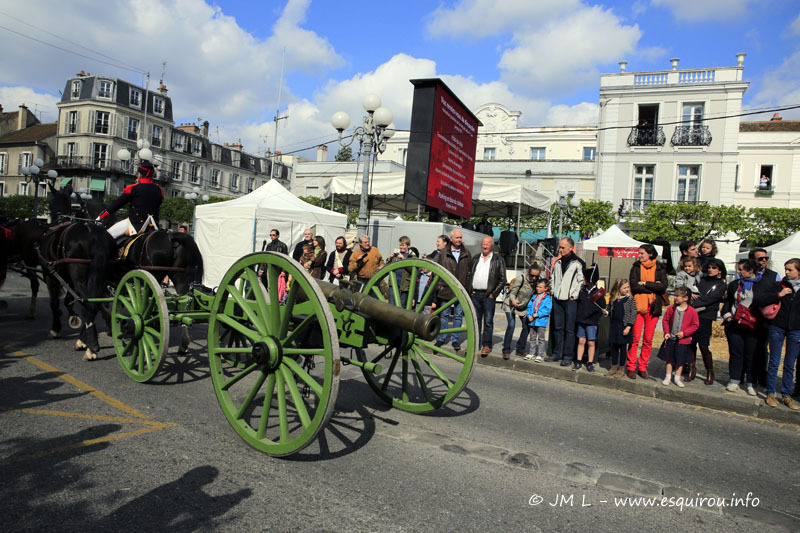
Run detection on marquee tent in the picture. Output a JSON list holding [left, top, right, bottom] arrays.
[[320, 173, 552, 218], [582, 224, 648, 258], [765, 230, 800, 267], [195, 180, 347, 286]]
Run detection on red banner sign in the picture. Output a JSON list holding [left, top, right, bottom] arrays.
[[598, 247, 640, 258]]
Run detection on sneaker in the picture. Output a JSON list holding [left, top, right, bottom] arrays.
[[572, 360, 582, 371], [585, 362, 595, 373], [452, 342, 461, 352], [783, 396, 800, 410], [746, 385, 757, 396], [560, 359, 571, 367], [765, 394, 778, 407], [524, 354, 535, 361], [435, 340, 445, 348], [533, 355, 544, 363], [726, 382, 739, 393], [661, 376, 671, 386], [675, 376, 685, 388], [545, 355, 561, 363]]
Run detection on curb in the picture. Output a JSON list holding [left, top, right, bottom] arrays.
[[477, 355, 800, 427]]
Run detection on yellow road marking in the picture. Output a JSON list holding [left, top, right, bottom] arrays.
[[2, 345, 179, 465]]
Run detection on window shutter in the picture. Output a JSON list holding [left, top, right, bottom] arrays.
[[123, 116, 129, 138], [76, 110, 81, 133], [110, 113, 117, 137], [88, 110, 95, 133], [60, 112, 66, 135], [18, 153, 23, 174]]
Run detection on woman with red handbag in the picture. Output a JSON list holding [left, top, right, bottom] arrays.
[[765, 258, 800, 410], [721, 259, 774, 395]]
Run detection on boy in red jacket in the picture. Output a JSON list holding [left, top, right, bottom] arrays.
[[660, 286, 699, 387]]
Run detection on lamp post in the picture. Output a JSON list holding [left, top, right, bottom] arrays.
[[556, 189, 579, 243], [117, 138, 154, 175], [21, 157, 58, 219], [331, 94, 395, 236], [185, 185, 209, 237]]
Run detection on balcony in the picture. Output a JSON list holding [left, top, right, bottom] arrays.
[[619, 198, 708, 216], [55, 156, 133, 175], [627, 126, 665, 147], [671, 125, 712, 147]]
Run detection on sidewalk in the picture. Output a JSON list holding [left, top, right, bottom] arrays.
[[478, 352, 800, 426]]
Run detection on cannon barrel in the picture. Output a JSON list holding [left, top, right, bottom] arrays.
[[317, 280, 440, 341]]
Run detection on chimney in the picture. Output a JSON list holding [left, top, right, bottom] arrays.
[[316, 144, 328, 161], [225, 141, 244, 151], [201, 120, 209, 137], [17, 104, 31, 130], [771, 113, 782, 121], [177, 122, 200, 134], [157, 83, 168, 95], [670, 58, 680, 70], [618, 61, 627, 73]]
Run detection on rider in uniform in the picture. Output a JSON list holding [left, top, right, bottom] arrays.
[[96, 161, 163, 239]]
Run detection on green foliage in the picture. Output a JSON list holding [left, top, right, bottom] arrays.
[[740, 208, 800, 246], [0, 194, 48, 219], [565, 200, 616, 238], [334, 146, 353, 162], [635, 203, 746, 243], [160, 197, 196, 225]]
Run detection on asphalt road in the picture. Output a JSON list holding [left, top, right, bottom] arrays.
[[1, 274, 798, 532]]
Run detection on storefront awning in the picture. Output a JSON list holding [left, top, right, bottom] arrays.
[[89, 178, 106, 192], [58, 177, 72, 187]]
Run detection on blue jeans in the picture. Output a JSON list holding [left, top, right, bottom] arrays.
[[551, 299, 577, 362], [437, 300, 464, 344], [503, 311, 531, 353], [471, 290, 496, 348], [767, 325, 800, 396]]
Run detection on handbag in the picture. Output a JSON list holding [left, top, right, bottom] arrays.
[[760, 302, 781, 320], [733, 284, 758, 331]]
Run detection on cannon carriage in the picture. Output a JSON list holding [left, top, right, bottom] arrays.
[[110, 251, 478, 456]]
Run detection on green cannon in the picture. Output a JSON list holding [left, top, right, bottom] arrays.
[[109, 252, 478, 456]]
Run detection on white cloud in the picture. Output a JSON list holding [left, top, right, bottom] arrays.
[[499, 6, 641, 95], [792, 13, 800, 35], [545, 102, 599, 125], [750, 50, 800, 120], [651, 0, 754, 21], [0, 86, 61, 123]]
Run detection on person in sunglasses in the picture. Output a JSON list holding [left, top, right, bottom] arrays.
[[748, 248, 781, 388], [264, 229, 288, 255]]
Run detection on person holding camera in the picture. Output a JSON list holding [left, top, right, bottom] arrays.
[[386, 236, 416, 307], [501, 264, 541, 358], [348, 234, 384, 285]]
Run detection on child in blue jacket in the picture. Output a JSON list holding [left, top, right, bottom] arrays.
[[525, 279, 552, 362]]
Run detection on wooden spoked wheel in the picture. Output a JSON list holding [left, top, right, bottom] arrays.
[[111, 269, 170, 383], [208, 252, 340, 456], [358, 258, 477, 413]]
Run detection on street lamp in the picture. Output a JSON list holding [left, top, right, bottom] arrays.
[[21, 157, 58, 219], [185, 185, 209, 236], [331, 94, 395, 236], [555, 189, 579, 242], [117, 138, 154, 174]]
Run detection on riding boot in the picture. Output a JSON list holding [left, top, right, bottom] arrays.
[[702, 351, 714, 385], [686, 352, 697, 382]]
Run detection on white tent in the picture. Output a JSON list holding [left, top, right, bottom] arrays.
[[195, 180, 347, 286], [582, 224, 646, 253], [765, 230, 800, 267]]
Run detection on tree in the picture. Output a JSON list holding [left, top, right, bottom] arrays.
[[633, 203, 746, 243], [739, 207, 800, 246], [564, 200, 616, 238], [334, 146, 353, 162], [160, 197, 195, 226], [0, 194, 48, 219]]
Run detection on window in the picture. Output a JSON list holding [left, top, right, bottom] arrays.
[[632, 165, 654, 210], [18, 152, 32, 174], [151, 125, 162, 148], [247, 177, 255, 192], [190, 165, 200, 184], [98, 80, 113, 99], [0, 182, 5, 196], [37, 183, 48, 198], [171, 160, 181, 181], [127, 117, 139, 141], [191, 138, 202, 156], [93, 143, 108, 169], [94, 111, 110, 134], [483, 147, 496, 160], [65, 143, 77, 163], [272, 163, 281, 178], [0, 152, 7, 175], [230, 174, 239, 190], [735, 164, 740, 191], [211, 145, 221, 162], [401, 148, 408, 166], [583, 147, 596, 161], [174, 133, 185, 151], [530, 147, 546, 161], [71, 80, 81, 99], [638, 104, 659, 126], [682, 103, 704, 126], [18, 182, 29, 195], [129, 88, 141, 107], [68, 110, 78, 133], [211, 169, 220, 187], [758, 165, 773, 191], [153, 97, 164, 115], [170, 189, 182, 198], [232, 151, 241, 168], [677, 165, 700, 202]]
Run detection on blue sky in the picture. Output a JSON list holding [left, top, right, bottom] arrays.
[[1, 0, 798, 158]]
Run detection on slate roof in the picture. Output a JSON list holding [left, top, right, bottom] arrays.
[[0, 123, 57, 144], [739, 120, 800, 132]]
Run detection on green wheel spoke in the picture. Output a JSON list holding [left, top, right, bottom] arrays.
[[241, 267, 273, 334], [432, 297, 458, 316], [381, 349, 401, 391], [405, 266, 418, 310], [221, 362, 259, 391], [235, 371, 267, 420], [389, 270, 401, 306], [370, 285, 387, 302], [401, 353, 409, 403], [275, 371, 289, 444], [279, 282, 299, 339], [137, 339, 146, 374], [370, 344, 394, 363], [143, 335, 159, 365], [280, 313, 314, 347], [113, 313, 132, 322], [214, 346, 254, 355], [412, 346, 453, 388], [143, 326, 163, 343], [215, 313, 262, 343], [409, 351, 433, 404], [256, 373, 276, 439], [416, 339, 466, 364], [225, 282, 267, 337], [266, 265, 281, 333], [416, 275, 439, 311], [438, 326, 468, 334], [282, 348, 324, 356], [117, 294, 136, 316], [282, 357, 323, 397], [126, 343, 139, 369], [280, 366, 311, 429]]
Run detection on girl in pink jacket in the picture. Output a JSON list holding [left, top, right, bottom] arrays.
[[659, 286, 699, 387]]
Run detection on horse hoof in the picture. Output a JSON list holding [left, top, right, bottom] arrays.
[[74, 339, 87, 351], [48, 330, 61, 339], [82, 349, 97, 361], [177, 347, 189, 355]]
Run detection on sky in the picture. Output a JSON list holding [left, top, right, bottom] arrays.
[[1, 0, 799, 159]]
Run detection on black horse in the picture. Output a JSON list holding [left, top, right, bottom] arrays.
[[0, 217, 47, 317]]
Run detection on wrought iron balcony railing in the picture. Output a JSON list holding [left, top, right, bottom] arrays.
[[671, 125, 712, 147], [618, 198, 708, 216], [626, 126, 665, 147]]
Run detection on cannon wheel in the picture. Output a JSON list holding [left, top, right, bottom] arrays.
[[359, 258, 477, 412], [111, 269, 170, 383], [208, 252, 340, 456]]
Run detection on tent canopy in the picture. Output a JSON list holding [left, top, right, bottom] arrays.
[[765, 230, 800, 267], [321, 173, 552, 218], [195, 180, 347, 286], [582, 225, 646, 251]]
